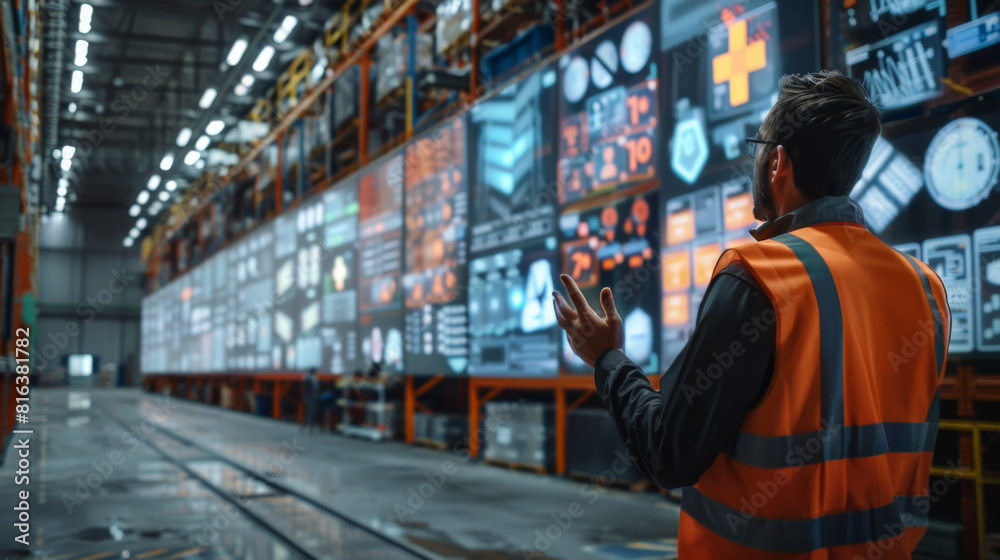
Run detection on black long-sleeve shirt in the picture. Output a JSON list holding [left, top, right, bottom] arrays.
[[593, 196, 868, 489]]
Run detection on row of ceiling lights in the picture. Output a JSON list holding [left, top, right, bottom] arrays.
[[122, 14, 303, 247], [53, 4, 92, 216]]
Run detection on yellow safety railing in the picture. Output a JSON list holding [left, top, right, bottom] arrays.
[[929, 420, 1000, 559]]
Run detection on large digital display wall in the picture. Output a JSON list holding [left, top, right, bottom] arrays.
[[142, 0, 1000, 377]]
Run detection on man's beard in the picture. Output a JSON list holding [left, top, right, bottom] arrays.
[[752, 157, 777, 223]]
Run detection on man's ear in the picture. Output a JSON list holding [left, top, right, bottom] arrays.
[[771, 145, 794, 185]]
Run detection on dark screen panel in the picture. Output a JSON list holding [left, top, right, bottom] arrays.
[[852, 102, 1000, 357], [468, 63, 562, 377], [403, 118, 470, 375], [558, 192, 660, 374], [315, 177, 361, 374], [358, 149, 406, 375], [557, 7, 659, 205], [660, 0, 820, 201], [272, 210, 299, 370]]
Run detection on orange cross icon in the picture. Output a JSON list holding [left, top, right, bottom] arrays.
[[712, 19, 767, 107]]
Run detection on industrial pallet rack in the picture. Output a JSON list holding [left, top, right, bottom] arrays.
[[1, 0, 40, 453]]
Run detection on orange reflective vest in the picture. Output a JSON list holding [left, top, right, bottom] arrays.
[[679, 221, 949, 559]]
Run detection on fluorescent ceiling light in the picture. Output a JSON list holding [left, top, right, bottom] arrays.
[[60, 158, 72, 171], [59, 178, 69, 189], [70, 70, 83, 93], [123, 237, 134, 247], [136, 217, 148, 229], [158, 190, 170, 201], [147, 174, 161, 190], [195, 135, 210, 150], [137, 190, 150, 204], [176, 128, 192, 147], [68, 102, 77, 114], [52, 148, 61, 159], [57, 184, 67, 196], [150, 201, 162, 215], [62, 145, 76, 159], [252, 45, 275, 72], [129, 227, 139, 237], [205, 120, 225, 135], [235, 74, 256, 95], [273, 16, 298, 43], [195, 159, 205, 170], [226, 38, 248, 66], [74, 40, 88, 66], [129, 204, 140, 217], [184, 150, 201, 166], [165, 180, 177, 192], [79, 4, 92, 33], [310, 59, 326, 83], [159, 154, 174, 170], [198, 88, 217, 109], [56, 195, 66, 205]]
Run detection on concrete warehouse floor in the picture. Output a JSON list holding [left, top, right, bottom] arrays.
[[0, 389, 681, 560]]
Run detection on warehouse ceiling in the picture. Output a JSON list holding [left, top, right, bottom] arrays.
[[52, 0, 336, 214]]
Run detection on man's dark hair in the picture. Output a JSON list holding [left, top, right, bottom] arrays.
[[759, 71, 882, 199]]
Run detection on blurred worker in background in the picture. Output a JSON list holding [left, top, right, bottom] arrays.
[[554, 71, 950, 559], [301, 367, 321, 433]]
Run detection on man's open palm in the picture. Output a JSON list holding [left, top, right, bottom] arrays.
[[553, 274, 624, 368]]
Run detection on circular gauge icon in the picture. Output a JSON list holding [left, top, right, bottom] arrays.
[[620, 20, 652, 74], [563, 56, 589, 104], [591, 40, 618, 89], [924, 117, 1000, 211]]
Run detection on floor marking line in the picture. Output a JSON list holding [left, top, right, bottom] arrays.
[[134, 548, 171, 559], [162, 547, 207, 559], [77, 552, 119, 560]]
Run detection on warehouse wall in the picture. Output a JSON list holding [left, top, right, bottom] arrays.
[[35, 208, 145, 386]]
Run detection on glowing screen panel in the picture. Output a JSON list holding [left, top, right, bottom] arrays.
[[559, 192, 660, 374], [468, 64, 561, 377], [854, 104, 1000, 357], [557, 6, 658, 205], [660, 0, 819, 200], [358, 149, 406, 375], [403, 118, 470, 375]]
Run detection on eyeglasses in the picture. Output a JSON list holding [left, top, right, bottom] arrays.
[[746, 138, 781, 159]]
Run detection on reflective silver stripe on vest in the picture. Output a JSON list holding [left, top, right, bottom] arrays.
[[726, 421, 936, 469], [682, 487, 929, 553], [775, 234, 845, 427]]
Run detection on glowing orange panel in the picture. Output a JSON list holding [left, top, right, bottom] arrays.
[[693, 242, 723, 288], [662, 250, 691, 292], [667, 209, 695, 245], [724, 191, 758, 231], [663, 293, 691, 326], [712, 19, 767, 107]]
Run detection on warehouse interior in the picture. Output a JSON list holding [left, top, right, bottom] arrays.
[[1, 0, 1000, 558]]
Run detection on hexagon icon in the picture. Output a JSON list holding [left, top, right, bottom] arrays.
[[671, 114, 709, 184]]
